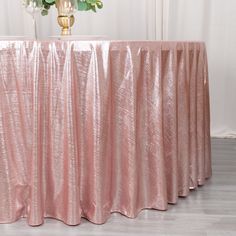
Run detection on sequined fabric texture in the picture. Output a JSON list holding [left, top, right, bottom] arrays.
[[0, 40, 211, 226]]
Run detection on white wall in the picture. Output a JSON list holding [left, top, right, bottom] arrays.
[[0, 0, 235, 137], [167, 0, 236, 137]]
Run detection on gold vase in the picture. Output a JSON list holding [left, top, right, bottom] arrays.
[[56, 0, 75, 36], [57, 15, 75, 36]]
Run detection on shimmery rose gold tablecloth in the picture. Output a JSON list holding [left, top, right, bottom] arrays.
[[0, 40, 211, 226]]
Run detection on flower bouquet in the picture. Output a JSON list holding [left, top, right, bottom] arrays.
[[23, 0, 103, 36], [41, 0, 103, 15]]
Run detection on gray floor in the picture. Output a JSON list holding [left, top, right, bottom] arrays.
[[0, 138, 236, 236]]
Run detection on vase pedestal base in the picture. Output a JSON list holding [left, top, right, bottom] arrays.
[[57, 15, 75, 36]]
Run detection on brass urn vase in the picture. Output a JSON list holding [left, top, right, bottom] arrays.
[[56, 0, 76, 36]]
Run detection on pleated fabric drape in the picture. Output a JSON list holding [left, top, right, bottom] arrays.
[[0, 40, 211, 226]]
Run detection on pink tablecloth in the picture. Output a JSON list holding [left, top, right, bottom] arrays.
[[0, 40, 211, 226]]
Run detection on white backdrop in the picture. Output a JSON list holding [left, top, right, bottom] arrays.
[[167, 0, 236, 138], [0, 0, 236, 137]]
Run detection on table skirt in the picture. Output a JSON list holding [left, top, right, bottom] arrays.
[[0, 40, 211, 226]]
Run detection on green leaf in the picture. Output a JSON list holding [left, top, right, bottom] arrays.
[[85, 4, 91, 11], [86, 0, 97, 4], [44, 4, 50, 10], [96, 1, 103, 9], [91, 5, 96, 12], [41, 9, 48, 16], [45, 0, 55, 4], [77, 1, 88, 11]]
